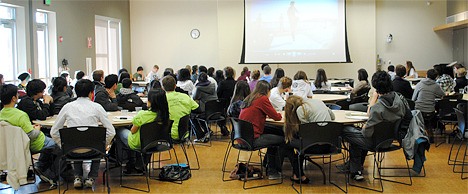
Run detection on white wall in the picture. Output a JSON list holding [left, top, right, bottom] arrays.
[[376, 0, 452, 72], [130, 0, 451, 81]]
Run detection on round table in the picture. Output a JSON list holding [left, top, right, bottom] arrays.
[[33, 111, 136, 127], [312, 94, 348, 102], [266, 110, 368, 126]]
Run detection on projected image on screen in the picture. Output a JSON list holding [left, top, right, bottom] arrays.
[[242, 0, 349, 63]]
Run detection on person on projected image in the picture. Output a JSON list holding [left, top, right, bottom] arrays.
[[288, 1, 299, 41]]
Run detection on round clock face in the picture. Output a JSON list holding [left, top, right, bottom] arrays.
[[191, 29, 200, 39]]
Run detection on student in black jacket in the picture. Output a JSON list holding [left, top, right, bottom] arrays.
[[216, 67, 236, 136], [17, 79, 53, 121], [392, 64, 413, 99], [117, 78, 146, 111], [51, 77, 73, 115], [94, 74, 120, 111], [92, 69, 105, 91]]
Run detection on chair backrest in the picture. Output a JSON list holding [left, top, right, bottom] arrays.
[[454, 108, 466, 138], [298, 122, 343, 154], [355, 86, 371, 98], [230, 118, 255, 150], [204, 99, 225, 120], [371, 121, 400, 150], [437, 98, 459, 117], [139, 120, 174, 153], [443, 93, 462, 100], [177, 114, 191, 141], [59, 127, 107, 156]]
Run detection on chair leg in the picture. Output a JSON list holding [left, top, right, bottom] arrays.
[[462, 140, 468, 179], [189, 141, 200, 170], [327, 154, 348, 193], [221, 141, 232, 172], [222, 144, 234, 181], [448, 137, 461, 165], [105, 158, 110, 194]]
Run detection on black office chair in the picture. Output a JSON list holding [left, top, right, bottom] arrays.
[[436, 98, 460, 147], [349, 121, 412, 192], [172, 115, 200, 170], [195, 99, 228, 146], [58, 127, 109, 194], [221, 118, 283, 189], [450, 108, 468, 179], [293, 122, 347, 193], [120, 120, 176, 193]]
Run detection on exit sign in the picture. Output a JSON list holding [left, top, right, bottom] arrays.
[[44, 0, 51, 5]]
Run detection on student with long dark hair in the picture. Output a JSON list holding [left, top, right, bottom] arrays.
[[239, 80, 283, 179], [312, 68, 331, 91], [51, 77, 73, 114], [406, 61, 418, 78], [227, 80, 250, 118], [117, 89, 170, 174], [349, 68, 370, 96], [270, 68, 285, 88]]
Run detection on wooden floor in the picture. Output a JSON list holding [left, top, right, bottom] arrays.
[[1, 135, 467, 193]]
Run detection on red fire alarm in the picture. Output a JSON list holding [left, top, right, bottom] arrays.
[[59, 36, 63, 43]]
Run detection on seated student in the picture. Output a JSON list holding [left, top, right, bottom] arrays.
[[92, 70, 105, 91], [269, 77, 293, 111], [0, 84, 59, 185], [217, 66, 237, 101], [94, 74, 120, 111], [284, 95, 335, 183], [133, 66, 145, 81], [51, 77, 73, 115], [198, 66, 218, 90], [435, 65, 454, 93], [311, 68, 331, 91], [177, 68, 195, 96], [17, 79, 53, 121], [342, 71, 406, 181], [227, 80, 250, 118], [292, 71, 313, 98], [71, 71, 85, 89], [17, 72, 30, 91], [239, 80, 283, 179], [50, 79, 115, 189], [270, 68, 285, 88], [412, 69, 445, 142], [192, 73, 219, 142], [249, 70, 260, 92], [454, 67, 467, 93], [214, 70, 225, 84], [117, 78, 145, 111], [60, 71, 74, 97], [191, 65, 199, 83], [349, 68, 370, 97], [116, 89, 169, 174], [259, 66, 273, 83], [146, 65, 160, 83], [406, 61, 418, 79], [237, 67, 250, 82], [392, 64, 413, 99], [387, 65, 396, 80], [208, 67, 215, 78], [116, 72, 130, 95], [162, 75, 199, 140]]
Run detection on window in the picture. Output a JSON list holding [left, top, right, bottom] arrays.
[[35, 10, 57, 82], [95, 16, 122, 75], [0, 4, 26, 83]]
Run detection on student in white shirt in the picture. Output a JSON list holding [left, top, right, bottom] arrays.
[[387, 65, 396, 80], [406, 61, 418, 79], [146, 65, 160, 82], [269, 76, 293, 111], [291, 70, 313, 99], [176, 68, 195, 96], [50, 79, 116, 189]]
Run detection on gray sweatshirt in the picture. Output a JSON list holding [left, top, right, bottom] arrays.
[[412, 78, 445, 113], [192, 83, 218, 112], [297, 98, 335, 123], [362, 92, 406, 138]]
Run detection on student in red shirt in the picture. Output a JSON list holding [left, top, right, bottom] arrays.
[[239, 80, 283, 179]]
